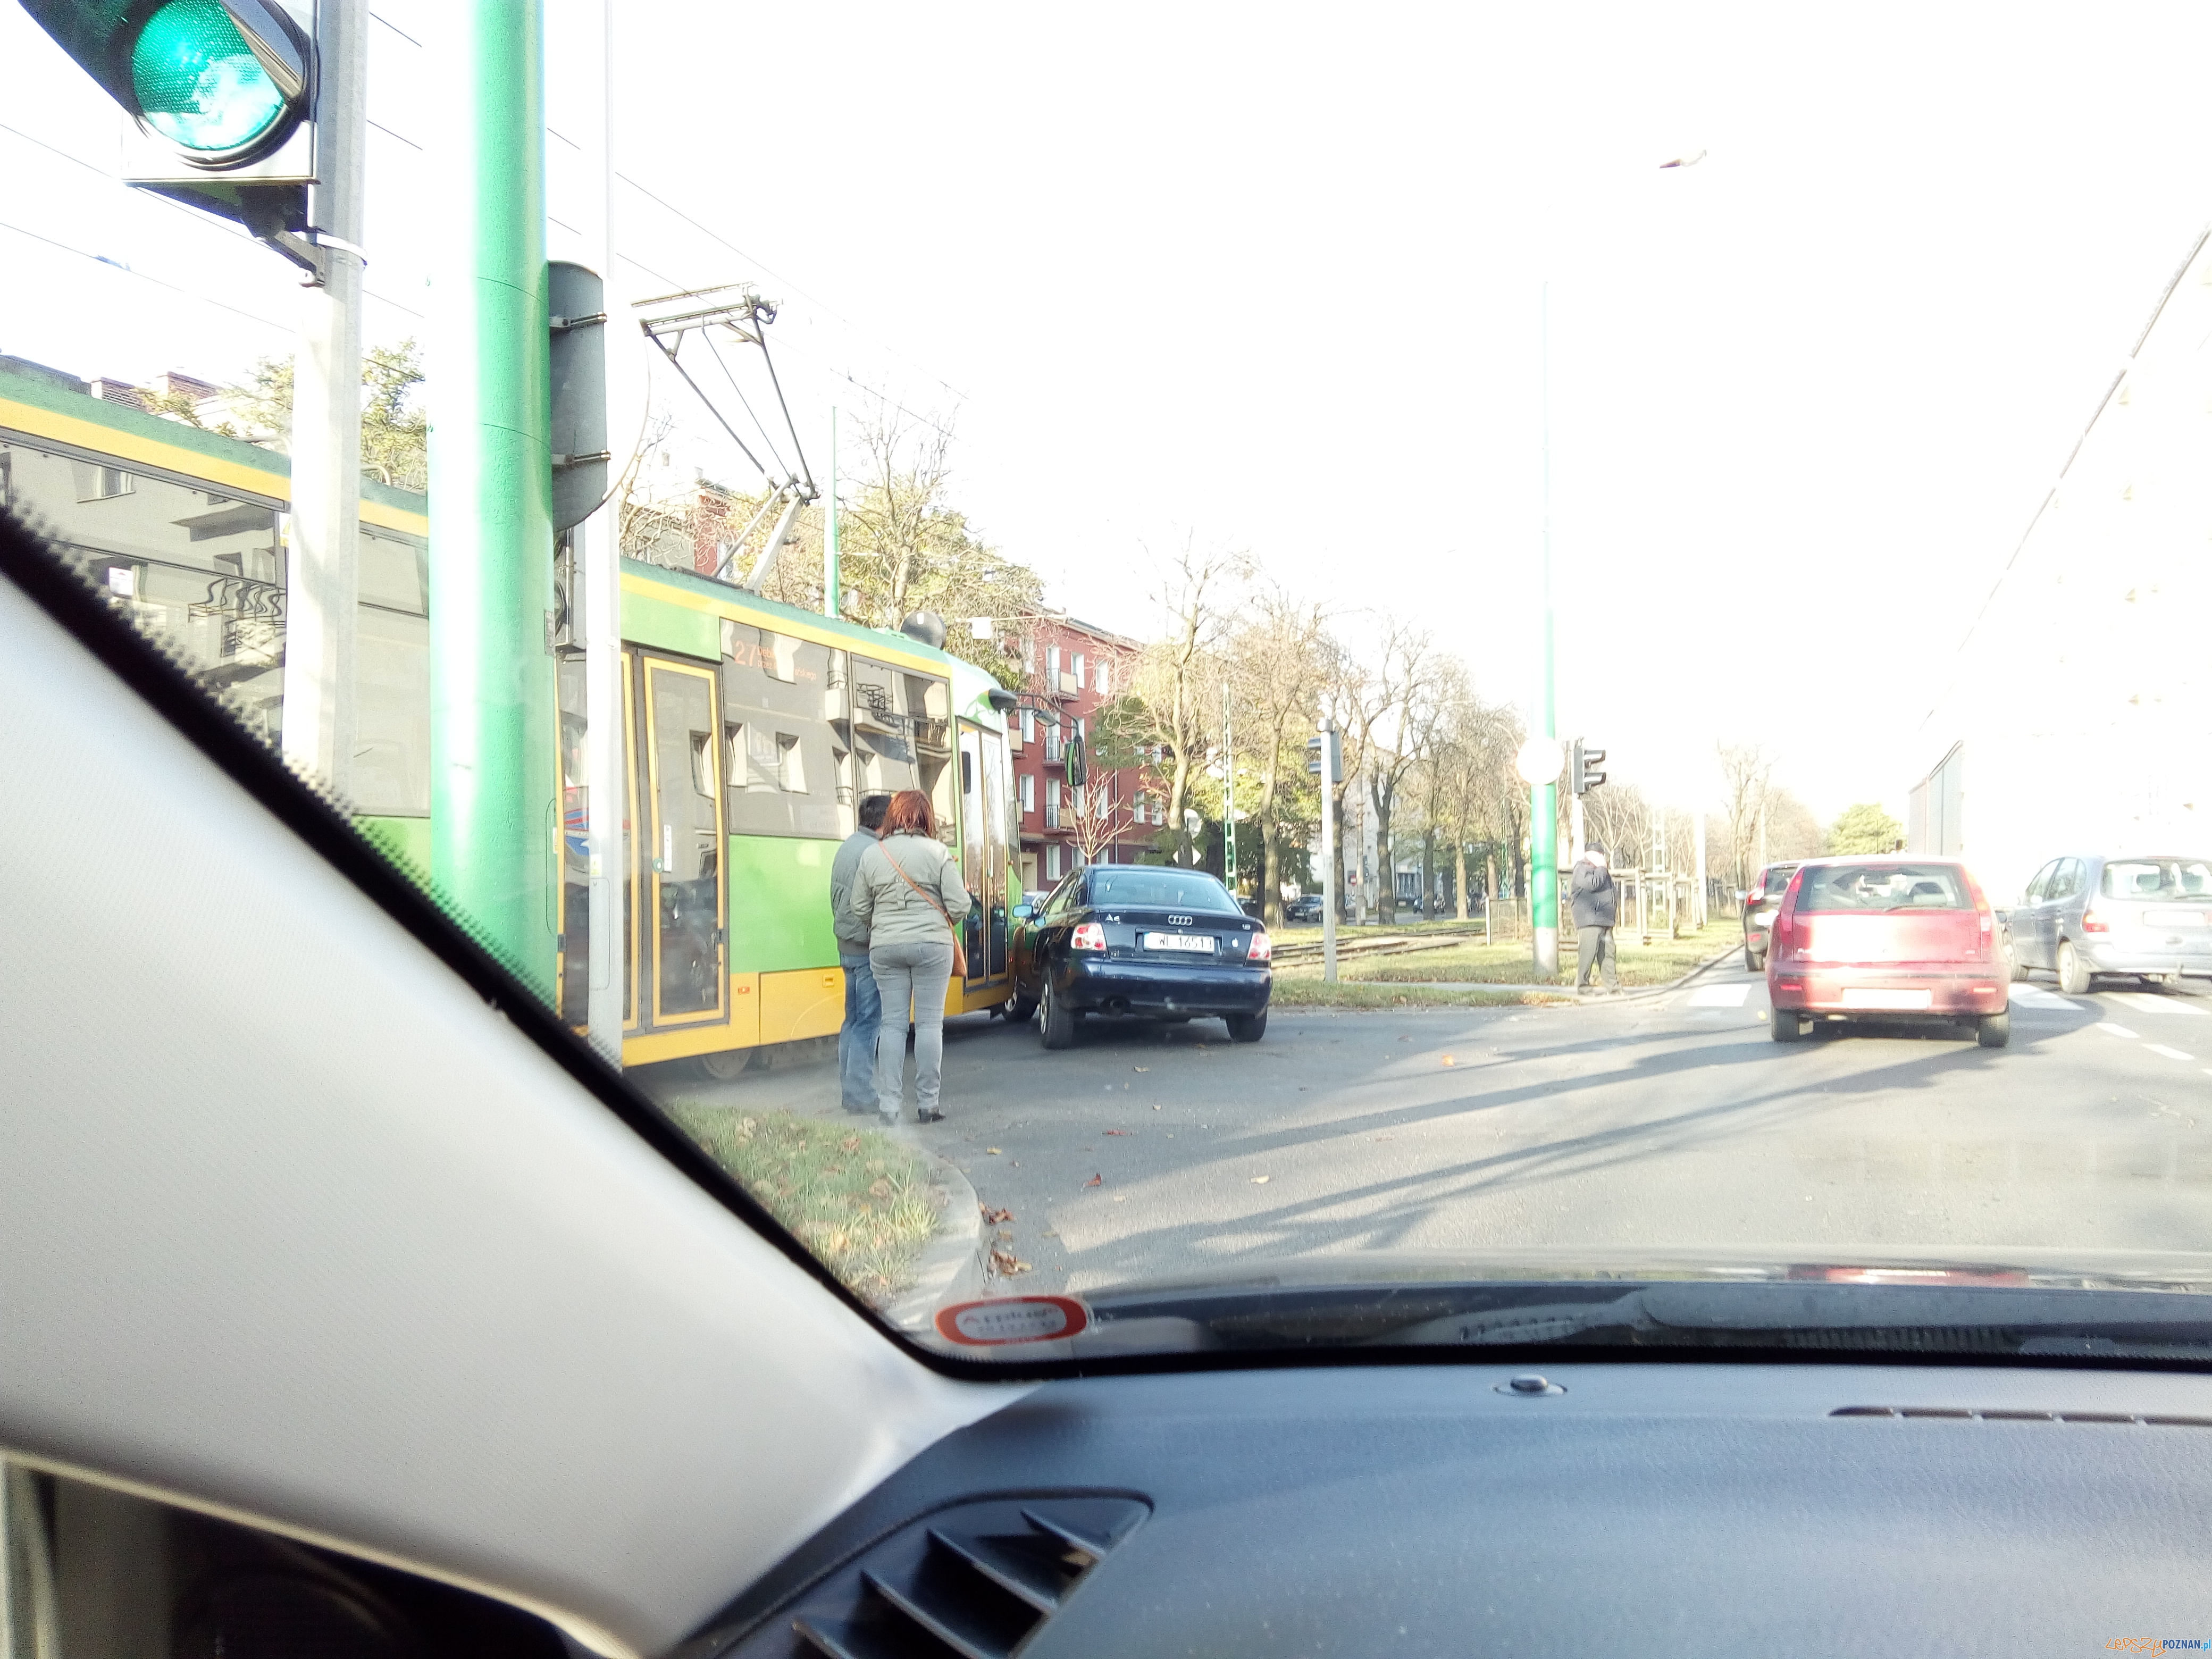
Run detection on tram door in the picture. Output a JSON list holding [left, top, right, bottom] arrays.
[[956, 722, 1011, 988], [639, 653, 728, 1028]]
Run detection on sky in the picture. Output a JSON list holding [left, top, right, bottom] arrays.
[[6, 2, 2212, 822]]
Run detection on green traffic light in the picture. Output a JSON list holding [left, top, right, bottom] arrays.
[[131, 0, 288, 156]]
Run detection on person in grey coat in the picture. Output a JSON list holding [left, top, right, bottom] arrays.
[[833, 789, 973, 1124], [830, 792, 893, 1113], [1570, 842, 1621, 993]]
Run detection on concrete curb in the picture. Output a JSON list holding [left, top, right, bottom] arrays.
[[881, 1134, 987, 1335]]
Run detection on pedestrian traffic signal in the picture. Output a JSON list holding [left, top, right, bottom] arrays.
[[1306, 726, 1341, 784], [1570, 739, 1607, 795], [20, 0, 317, 232]]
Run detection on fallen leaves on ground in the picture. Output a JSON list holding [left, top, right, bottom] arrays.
[[1083, 1174, 1102, 1188], [985, 1147, 1002, 1155], [1151, 1103, 1162, 1110], [1133, 1066, 1150, 1072], [1251, 1175, 1270, 1184], [1442, 1054, 1455, 1066], [840, 1134, 861, 1152], [1104, 1129, 1133, 1136], [990, 1247, 1032, 1275], [980, 1205, 1013, 1224], [1111, 1195, 1128, 1203]]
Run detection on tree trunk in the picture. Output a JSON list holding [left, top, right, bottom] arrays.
[[1456, 841, 1470, 921], [1372, 783, 1396, 925], [1165, 748, 1192, 865], [1255, 767, 1283, 928], [1420, 827, 1434, 919]]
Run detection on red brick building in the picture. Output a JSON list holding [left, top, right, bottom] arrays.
[[1007, 613, 1159, 891]]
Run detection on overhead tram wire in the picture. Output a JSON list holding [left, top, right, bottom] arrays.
[[0, 219, 290, 333], [0, 122, 424, 319], [585, 154, 970, 404]]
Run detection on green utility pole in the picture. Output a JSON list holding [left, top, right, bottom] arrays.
[[429, 0, 557, 1000], [1530, 281, 1560, 978], [824, 405, 840, 617]]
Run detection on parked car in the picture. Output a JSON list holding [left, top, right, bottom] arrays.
[[1766, 856, 2009, 1047], [1285, 893, 1325, 924], [2009, 853, 2212, 994], [1010, 865, 1272, 1046], [1739, 861, 1802, 970]]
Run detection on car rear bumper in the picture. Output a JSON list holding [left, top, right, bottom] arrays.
[[2076, 939, 2212, 975], [1768, 963, 2006, 1017], [1057, 956, 1272, 1016]]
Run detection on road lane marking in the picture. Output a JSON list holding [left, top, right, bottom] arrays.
[[2149, 1044, 2196, 1061], [2111, 992, 2209, 1017], [1687, 984, 1750, 1007], [2008, 985, 2077, 1009], [2098, 1023, 2140, 1038]]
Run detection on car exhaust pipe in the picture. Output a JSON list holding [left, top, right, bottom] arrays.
[[1103, 996, 1130, 1016]]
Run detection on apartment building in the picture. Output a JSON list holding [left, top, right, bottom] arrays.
[[1007, 612, 1160, 890], [1908, 227, 2212, 902]]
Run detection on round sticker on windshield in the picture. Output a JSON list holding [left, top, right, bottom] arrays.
[[934, 1295, 1090, 1346]]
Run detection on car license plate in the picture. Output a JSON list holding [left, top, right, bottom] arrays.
[[1144, 932, 1216, 953], [1839, 987, 1934, 1010], [2155, 910, 2206, 927]]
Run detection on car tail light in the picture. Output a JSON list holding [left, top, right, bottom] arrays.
[[2081, 909, 2110, 934], [1247, 930, 1272, 962], [1071, 921, 1107, 951]]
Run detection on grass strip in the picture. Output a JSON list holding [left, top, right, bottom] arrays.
[[668, 1105, 941, 1305], [1270, 978, 1570, 1009], [1340, 927, 1734, 987]]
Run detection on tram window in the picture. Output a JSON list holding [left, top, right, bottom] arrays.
[[778, 734, 806, 792], [71, 460, 132, 501], [766, 633, 800, 682], [960, 750, 973, 795]]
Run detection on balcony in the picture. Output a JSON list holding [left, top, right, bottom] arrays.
[[1042, 736, 1065, 767], [1039, 671, 1078, 700]]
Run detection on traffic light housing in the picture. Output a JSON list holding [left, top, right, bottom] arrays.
[[20, 0, 317, 238], [1306, 726, 1342, 785], [1570, 739, 1607, 795]]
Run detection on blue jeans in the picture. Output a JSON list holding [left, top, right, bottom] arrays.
[[839, 950, 881, 1108]]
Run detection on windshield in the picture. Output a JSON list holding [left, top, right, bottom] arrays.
[[1085, 869, 1243, 915], [1794, 863, 1970, 912], [13, 0, 2212, 1370], [2101, 860, 2212, 900]]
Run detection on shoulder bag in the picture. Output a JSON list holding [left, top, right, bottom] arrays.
[[884, 838, 968, 979]]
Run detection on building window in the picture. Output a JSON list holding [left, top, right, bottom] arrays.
[[1096, 659, 1112, 698], [1020, 773, 1035, 815], [1021, 708, 1035, 742], [1046, 844, 1062, 880], [1046, 645, 1060, 681], [1074, 652, 1087, 689], [1044, 784, 1061, 828], [1023, 636, 1035, 673]]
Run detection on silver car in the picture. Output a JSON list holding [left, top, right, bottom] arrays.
[[1739, 860, 1803, 971], [2009, 854, 2212, 994]]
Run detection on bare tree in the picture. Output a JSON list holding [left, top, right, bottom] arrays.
[[1363, 622, 1440, 925], [1065, 774, 1135, 868], [1125, 539, 1240, 866], [1717, 742, 1777, 887], [1225, 585, 1330, 927]]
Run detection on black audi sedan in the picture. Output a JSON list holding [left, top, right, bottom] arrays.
[[1009, 865, 1272, 1047]]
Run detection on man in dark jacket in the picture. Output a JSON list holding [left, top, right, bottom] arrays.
[[1570, 843, 1621, 993]]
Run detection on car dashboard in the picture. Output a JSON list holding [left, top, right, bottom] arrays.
[[696, 1360, 2212, 1657]]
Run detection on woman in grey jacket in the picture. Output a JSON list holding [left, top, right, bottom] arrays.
[[833, 789, 973, 1124]]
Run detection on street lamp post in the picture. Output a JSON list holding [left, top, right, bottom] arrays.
[[1529, 280, 1561, 977]]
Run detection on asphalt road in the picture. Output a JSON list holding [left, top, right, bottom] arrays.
[[668, 963, 2212, 1295]]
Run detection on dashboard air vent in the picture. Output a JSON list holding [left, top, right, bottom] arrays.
[[728, 1495, 1149, 1659], [1833, 1406, 2212, 1426]]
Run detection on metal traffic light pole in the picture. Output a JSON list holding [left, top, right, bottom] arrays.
[[280, 0, 365, 801]]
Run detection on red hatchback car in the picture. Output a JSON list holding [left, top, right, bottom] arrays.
[[1765, 857, 2009, 1048]]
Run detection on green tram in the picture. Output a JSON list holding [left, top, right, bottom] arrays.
[[0, 362, 1020, 1074]]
